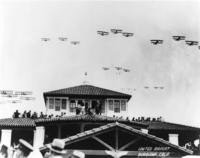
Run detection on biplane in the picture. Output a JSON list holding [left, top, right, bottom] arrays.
[[71, 41, 80, 45], [172, 36, 186, 41], [111, 29, 122, 34], [97, 31, 109, 36], [122, 32, 133, 37], [58, 37, 67, 41], [150, 40, 163, 45], [185, 41, 198, 46], [41, 38, 50, 41]]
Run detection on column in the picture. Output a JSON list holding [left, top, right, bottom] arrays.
[[168, 134, 179, 146], [66, 99, 69, 115], [75, 100, 78, 106], [104, 100, 107, 116], [33, 126, 45, 149], [46, 97, 49, 115], [0, 129, 12, 147], [198, 134, 200, 150]]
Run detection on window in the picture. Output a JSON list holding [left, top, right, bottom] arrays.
[[61, 99, 67, 110], [55, 99, 61, 111], [70, 100, 76, 113], [49, 98, 54, 109], [114, 100, 120, 113], [108, 100, 114, 111], [121, 100, 126, 111]]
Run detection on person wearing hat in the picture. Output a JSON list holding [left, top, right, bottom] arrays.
[[15, 139, 43, 158], [0, 145, 8, 158], [65, 150, 85, 158], [17, 139, 34, 158], [46, 139, 67, 158]]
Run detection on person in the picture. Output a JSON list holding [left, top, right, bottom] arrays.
[[28, 148, 43, 158], [46, 139, 67, 158], [10, 139, 30, 158], [16, 139, 43, 158], [31, 112, 38, 119], [22, 111, 27, 118], [13, 110, 20, 118], [18, 139, 33, 158], [26, 111, 31, 118], [40, 112, 45, 118], [80, 105, 85, 115], [95, 104, 100, 115], [75, 107, 81, 115], [64, 150, 85, 158], [0, 145, 8, 158]]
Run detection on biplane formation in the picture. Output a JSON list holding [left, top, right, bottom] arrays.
[[96, 29, 199, 49], [102, 66, 131, 73], [41, 37, 80, 45], [0, 90, 35, 104]]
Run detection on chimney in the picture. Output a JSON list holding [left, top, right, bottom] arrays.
[[168, 134, 179, 146]]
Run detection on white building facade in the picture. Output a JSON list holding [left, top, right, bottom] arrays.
[[43, 84, 131, 118]]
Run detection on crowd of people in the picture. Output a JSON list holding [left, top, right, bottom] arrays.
[[1, 138, 200, 158], [12, 110, 164, 123], [131, 116, 163, 122], [112, 115, 164, 122], [12, 110, 67, 119], [0, 138, 85, 158], [12, 108, 103, 120], [75, 105, 102, 116]]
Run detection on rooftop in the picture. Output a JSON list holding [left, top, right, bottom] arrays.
[[0, 118, 35, 128], [0, 114, 147, 128], [146, 121, 200, 131], [1, 114, 200, 132], [41, 122, 193, 155], [43, 84, 132, 100]]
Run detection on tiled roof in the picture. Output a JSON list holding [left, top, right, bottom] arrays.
[[35, 114, 147, 128], [0, 118, 35, 128], [43, 85, 131, 99], [41, 122, 192, 155], [1, 116, 199, 132], [146, 121, 200, 131], [0, 115, 147, 128]]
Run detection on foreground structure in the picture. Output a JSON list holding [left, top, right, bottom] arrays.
[[0, 84, 200, 157]]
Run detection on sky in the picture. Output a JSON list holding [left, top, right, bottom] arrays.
[[0, 0, 200, 127]]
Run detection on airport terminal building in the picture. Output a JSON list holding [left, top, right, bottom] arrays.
[[0, 84, 200, 157]]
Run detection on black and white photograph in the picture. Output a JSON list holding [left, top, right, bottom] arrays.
[[0, 0, 200, 157]]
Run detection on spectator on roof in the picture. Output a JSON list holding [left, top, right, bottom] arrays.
[[27, 111, 31, 118], [13, 110, 20, 118], [76, 106, 81, 115], [127, 117, 130, 121], [22, 111, 27, 118], [31, 112, 38, 119], [39, 112, 45, 118]]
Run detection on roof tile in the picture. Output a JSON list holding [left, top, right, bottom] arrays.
[[35, 114, 147, 128], [43, 85, 131, 99], [145, 121, 200, 131], [0, 118, 35, 128]]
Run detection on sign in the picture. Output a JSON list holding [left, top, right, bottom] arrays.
[[138, 147, 170, 157]]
